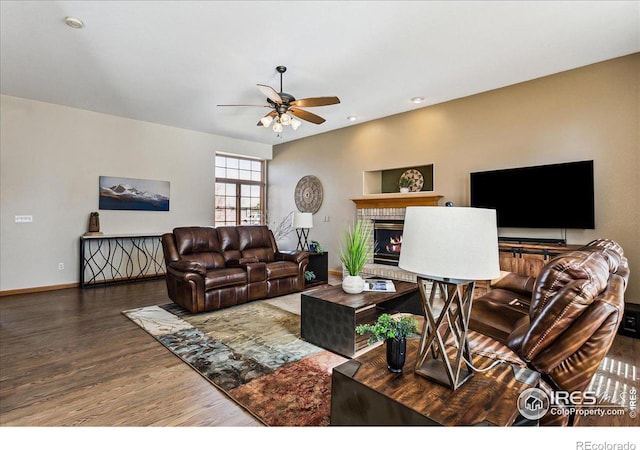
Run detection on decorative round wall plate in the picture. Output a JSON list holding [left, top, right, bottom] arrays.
[[401, 169, 424, 192], [295, 175, 323, 213]]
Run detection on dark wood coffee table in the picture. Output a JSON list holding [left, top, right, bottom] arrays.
[[330, 338, 539, 426], [300, 281, 420, 358]]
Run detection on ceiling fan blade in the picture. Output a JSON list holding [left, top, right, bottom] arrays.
[[257, 84, 282, 104], [256, 111, 277, 126], [290, 96, 340, 108], [289, 107, 326, 125], [217, 104, 270, 107]]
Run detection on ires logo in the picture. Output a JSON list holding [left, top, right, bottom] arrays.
[[517, 388, 599, 420], [550, 390, 598, 406]]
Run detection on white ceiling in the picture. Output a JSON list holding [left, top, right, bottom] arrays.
[[1, 1, 639, 146]]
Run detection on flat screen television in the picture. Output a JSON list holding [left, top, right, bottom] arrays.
[[470, 160, 595, 229]]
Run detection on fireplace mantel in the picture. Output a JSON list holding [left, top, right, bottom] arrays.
[[351, 193, 443, 209]]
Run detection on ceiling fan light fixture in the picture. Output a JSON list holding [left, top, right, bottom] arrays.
[[280, 113, 292, 125], [273, 121, 283, 133], [260, 116, 274, 127], [290, 118, 302, 130]]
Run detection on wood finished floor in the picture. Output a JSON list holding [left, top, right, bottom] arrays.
[[1, 277, 638, 427]]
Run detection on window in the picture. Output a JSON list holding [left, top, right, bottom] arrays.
[[215, 155, 265, 226]]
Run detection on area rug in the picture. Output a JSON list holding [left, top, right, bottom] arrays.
[[122, 294, 348, 426]]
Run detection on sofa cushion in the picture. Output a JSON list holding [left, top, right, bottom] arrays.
[[523, 250, 611, 361], [237, 226, 275, 262], [174, 227, 225, 269], [265, 261, 298, 280], [204, 267, 247, 290], [470, 288, 530, 344], [217, 226, 243, 262]]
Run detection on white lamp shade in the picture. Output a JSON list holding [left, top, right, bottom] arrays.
[[398, 206, 500, 281], [292, 212, 313, 229]]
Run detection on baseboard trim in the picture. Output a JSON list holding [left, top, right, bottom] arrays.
[[328, 269, 342, 277], [0, 282, 79, 297]]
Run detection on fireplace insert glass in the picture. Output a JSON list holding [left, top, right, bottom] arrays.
[[373, 219, 404, 266]]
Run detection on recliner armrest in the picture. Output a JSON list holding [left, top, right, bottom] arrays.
[[168, 260, 206, 276], [490, 271, 535, 297], [276, 251, 309, 264]]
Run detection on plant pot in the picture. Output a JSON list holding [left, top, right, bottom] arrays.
[[400, 187, 410, 193], [88, 214, 100, 232], [342, 275, 365, 294], [386, 337, 407, 373]]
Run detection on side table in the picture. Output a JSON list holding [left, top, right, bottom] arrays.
[[330, 338, 539, 426], [305, 252, 328, 288]]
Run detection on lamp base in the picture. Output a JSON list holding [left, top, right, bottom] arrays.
[[296, 228, 310, 251], [414, 276, 476, 390]]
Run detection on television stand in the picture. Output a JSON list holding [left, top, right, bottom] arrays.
[[498, 236, 567, 246], [496, 240, 581, 278]]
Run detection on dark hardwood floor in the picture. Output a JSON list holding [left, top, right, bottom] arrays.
[[0, 280, 260, 426], [1, 277, 638, 427]]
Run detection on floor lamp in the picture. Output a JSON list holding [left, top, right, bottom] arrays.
[[398, 206, 500, 390], [292, 212, 313, 251]]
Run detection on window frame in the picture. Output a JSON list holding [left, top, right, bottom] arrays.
[[214, 154, 266, 226]]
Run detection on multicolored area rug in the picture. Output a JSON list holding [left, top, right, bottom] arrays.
[[123, 294, 347, 426]]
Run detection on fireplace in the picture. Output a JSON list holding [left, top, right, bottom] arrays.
[[373, 220, 404, 266]]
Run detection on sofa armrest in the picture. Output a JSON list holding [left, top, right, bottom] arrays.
[[276, 251, 309, 264], [490, 271, 536, 297], [168, 260, 206, 276]]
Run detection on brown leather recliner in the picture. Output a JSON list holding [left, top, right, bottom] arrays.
[[161, 225, 308, 313], [469, 239, 629, 425]]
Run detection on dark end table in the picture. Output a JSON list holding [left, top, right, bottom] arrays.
[[330, 338, 539, 426]]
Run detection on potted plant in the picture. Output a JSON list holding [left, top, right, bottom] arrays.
[[356, 313, 419, 373], [88, 211, 100, 233], [304, 270, 316, 283], [309, 240, 324, 254], [338, 220, 373, 294], [398, 176, 411, 193]]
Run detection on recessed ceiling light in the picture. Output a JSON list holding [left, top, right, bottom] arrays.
[[410, 97, 424, 104], [65, 17, 84, 29], [347, 115, 357, 122]]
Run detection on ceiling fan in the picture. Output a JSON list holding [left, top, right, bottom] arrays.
[[217, 66, 340, 133]]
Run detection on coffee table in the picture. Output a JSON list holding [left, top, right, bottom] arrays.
[[300, 281, 420, 358], [330, 338, 539, 426]]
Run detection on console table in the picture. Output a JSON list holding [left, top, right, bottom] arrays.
[[79, 233, 165, 288]]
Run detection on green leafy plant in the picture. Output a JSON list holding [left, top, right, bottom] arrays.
[[310, 240, 324, 254], [398, 176, 411, 188], [304, 270, 316, 282], [356, 313, 419, 345], [339, 220, 374, 276]]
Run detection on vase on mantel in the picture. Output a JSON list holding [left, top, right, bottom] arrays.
[[342, 274, 365, 294]]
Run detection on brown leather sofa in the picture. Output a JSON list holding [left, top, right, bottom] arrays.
[[469, 238, 629, 426], [161, 226, 309, 313]]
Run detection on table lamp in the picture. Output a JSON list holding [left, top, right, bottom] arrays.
[[398, 206, 500, 390], [292, 212, 313, 251]]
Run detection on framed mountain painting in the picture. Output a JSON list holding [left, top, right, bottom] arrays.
[[99, 176, 170, 211]]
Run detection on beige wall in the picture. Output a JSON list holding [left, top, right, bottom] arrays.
[[269, 53, 640, 303], [0, 95, 272, 292]]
